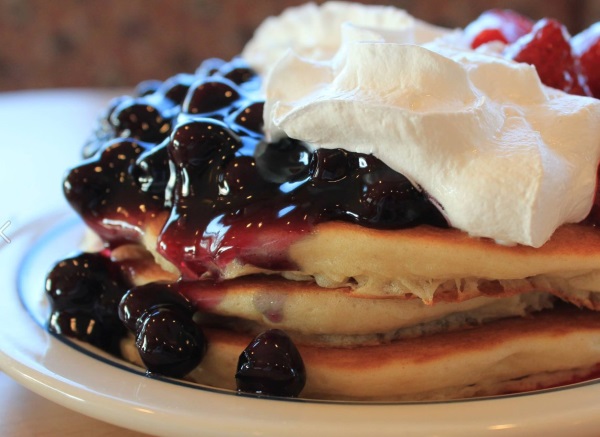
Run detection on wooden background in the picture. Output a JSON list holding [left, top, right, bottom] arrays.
[[1, 0, 599, 91]]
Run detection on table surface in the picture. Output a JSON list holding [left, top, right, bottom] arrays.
[[0, 371, 150, 436]]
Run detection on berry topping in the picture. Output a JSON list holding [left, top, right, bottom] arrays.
[[466, 9, 533, 48], [64, 138, 167, 244], [45, 252, 130, 354], [236, 329, 306, 397], [504, 18, 589, 95], [132, 140, 171, 196], [311, 148, 354, 183], [232, 101, 264, 135], [308, 149, 447, 229], [183, 78, 241, 115], [109, 98, 172, 143], [572, 23, 600, 99], [254, 137, 311, 184], [135, 306, 206, 378], [222, 66, 257, 86], [65, 57, 448, 281], [118, 282, 194, 332], [159, 73, 196, 105], [120, 281, 206, 377]]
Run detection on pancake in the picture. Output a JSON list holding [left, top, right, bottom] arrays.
[[120, 304, 600, 401], [183, 278, 554, 343], [106, 238, 600, 400], [138, 220, 600, 308], [109, 238, 556, 342]]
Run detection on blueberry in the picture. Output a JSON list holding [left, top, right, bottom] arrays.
[[159, 73, 196, 105], [254, 138, 311, 184], [120, 282, 206, 378], [132, 139, 171, 196], [118, 281, 193, 332], [45, 252, 130, 354], [135, 306, 206, 378], [236, 329, 306, 397], [216, 58, 259, 90], [219, 58, 258, 85], [64, 138, 165, 243], [182, 78, 240, 114], [359, 171, 448, 229], [310, 148, 355, 183], [109, 98, 172, 143], [168, 120, 241, 176], [232, 102, 264, 135]]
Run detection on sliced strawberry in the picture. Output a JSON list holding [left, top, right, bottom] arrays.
[[504, 18, 590, 95], [572, 23, 600, 98], [465, 9, 534, 49]]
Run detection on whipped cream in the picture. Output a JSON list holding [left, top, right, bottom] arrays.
[[243, 2, 600, 247], [242, 1, 452, 75]]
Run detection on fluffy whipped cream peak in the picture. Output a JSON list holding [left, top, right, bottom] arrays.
[[242, 1, 452, 75], [244, 3, 600, 247]]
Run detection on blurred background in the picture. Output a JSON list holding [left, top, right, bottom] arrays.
[[1, 0, 599, 91]]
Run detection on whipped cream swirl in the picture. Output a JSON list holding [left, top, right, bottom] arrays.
[[243, 2, 600, 247]]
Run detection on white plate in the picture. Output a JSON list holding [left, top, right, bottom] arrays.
[[2, 90, 600, 437]]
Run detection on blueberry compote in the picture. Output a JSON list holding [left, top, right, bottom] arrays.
[[63, 56, 447, 279], [47, 57, 448, 391]]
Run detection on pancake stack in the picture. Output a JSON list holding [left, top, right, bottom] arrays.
[[46, 4, 600, 401], [106, 218, 600, 401]]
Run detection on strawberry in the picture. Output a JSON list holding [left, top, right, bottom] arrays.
[[504, 18, 590, 95], [572, 23, 600, 98], [465, 9, 534, 49]]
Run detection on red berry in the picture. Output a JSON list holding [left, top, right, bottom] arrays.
[[504, 18, 589, 95], [472, 29, 508, 48], [572, 23, 600, 98], [465, 9, 533, 49]]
